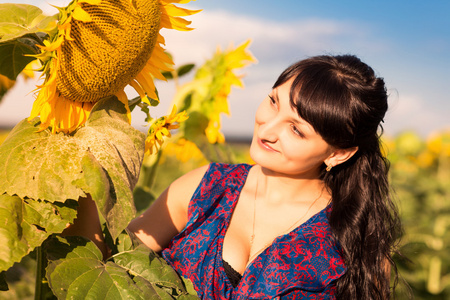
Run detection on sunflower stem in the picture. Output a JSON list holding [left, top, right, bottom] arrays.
[[144, 150, 163, 189], [34, 246, 44, 300], [34, 242, 53, 300]]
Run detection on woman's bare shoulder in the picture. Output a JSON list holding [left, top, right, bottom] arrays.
[[168, 164, 210, 203], [127, 164, 210, 251]]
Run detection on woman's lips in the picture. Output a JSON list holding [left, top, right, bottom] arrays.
[[258, 138, 278, 152]]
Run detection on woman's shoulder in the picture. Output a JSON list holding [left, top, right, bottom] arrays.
[[170, 164, 210, 192], [202, 162, 252, 181], [169, 163, 251, 207], [171, 162, 250, 190]]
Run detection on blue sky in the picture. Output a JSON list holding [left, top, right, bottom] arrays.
[[1, 0, 449, 138]]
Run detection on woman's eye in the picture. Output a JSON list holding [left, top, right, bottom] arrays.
[[268, 95, 276, 105], [291, 124, 304, 138]]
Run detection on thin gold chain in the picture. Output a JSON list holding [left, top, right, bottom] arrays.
[[248, 173, 325, 263]]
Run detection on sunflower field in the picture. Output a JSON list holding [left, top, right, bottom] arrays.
[[0, 1, 449, 299], [387, 131, 450, 299]]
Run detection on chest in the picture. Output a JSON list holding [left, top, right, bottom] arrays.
[[222, 192, 329, 276], [161, 164, 345, 298], [163, 209, 342, 299]]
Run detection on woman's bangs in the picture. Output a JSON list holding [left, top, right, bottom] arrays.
[[290, 70, 355, 146]]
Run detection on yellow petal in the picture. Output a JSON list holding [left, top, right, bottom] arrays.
[[160, 14, 193, 31], [164, 5, 201, 17], [150, 43, 174, 66], [143, 63, 167, 81], [135, 72, 158, 100], [115, 90, 131, 123], [72, 5, 92, 22], [38, 35, 64, 52], [79, 0, 102, 4], [129, 80, 149, 103], [161, 127, 170, 136], [64, 23, 74, 41]]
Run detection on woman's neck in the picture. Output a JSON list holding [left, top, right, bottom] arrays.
[[255, 165, 329, 205]]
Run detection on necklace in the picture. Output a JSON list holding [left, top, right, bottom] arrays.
[[248, 173, 325, 263]]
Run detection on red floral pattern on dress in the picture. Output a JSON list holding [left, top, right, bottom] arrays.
[[162, 163, 346, 299]]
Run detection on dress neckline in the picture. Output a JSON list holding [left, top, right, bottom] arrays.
[[219, 164, 331, 289]]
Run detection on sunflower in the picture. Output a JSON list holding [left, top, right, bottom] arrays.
[[164, 138, 206, 162], [204, 40, 256, 144], [145, 105, 188, 155], [28, 0, 199, 134]]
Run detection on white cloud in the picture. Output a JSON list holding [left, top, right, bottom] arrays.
[[162, 10, 381, 67], [384, 92, 449, 137]]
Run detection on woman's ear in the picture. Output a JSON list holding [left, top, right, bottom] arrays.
[[324, 146, 358, 169]]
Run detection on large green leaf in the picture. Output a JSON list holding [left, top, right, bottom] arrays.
[[45, 236, 199, 299], [0, 120, 90, 202], [0, 194, 77, 272], [0, 4, 57, 42], [75, 97, 146, 239], [0, 96, 146, 239], [0, 4, 57, 80]]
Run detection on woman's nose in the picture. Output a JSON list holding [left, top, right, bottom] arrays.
[[257, 115, 280, 142]]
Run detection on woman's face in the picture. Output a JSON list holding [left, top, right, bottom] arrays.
[[250, 79, 334, 178]]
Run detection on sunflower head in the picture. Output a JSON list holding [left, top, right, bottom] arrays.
[[29, 0, 198, 134], [57, 0, 160, 102], [145, 105, 188, 155]]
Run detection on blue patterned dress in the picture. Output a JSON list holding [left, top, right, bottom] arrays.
[[162, 163, 346, 299]]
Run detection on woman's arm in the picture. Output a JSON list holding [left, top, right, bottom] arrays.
[[127, 164, 209, 252], [61, 195, 109, 259]]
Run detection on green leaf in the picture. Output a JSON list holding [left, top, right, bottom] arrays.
[[75, 97, 146, 239], [161, 64, 195, 80], [0, 194, 77, 272], [0, 39, 38, 80], [0, 4, 57, 79], [45, 236, 199, 299], [161, 70, 173, 80], [115, 231, 134, 253], [133, 186, 156, 214], [0, 4, 57, 42], [0, 119, 93, 203], [0, 96, 146, 239], [177, 64, 195, 77], [113, 246, 186, 292]]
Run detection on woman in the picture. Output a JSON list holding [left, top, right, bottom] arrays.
[[128, 54, 401, 299]]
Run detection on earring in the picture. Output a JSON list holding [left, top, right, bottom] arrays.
[[326, 165, 332, 172]]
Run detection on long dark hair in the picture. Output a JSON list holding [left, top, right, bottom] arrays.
[[273, 55, 402, 299]]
